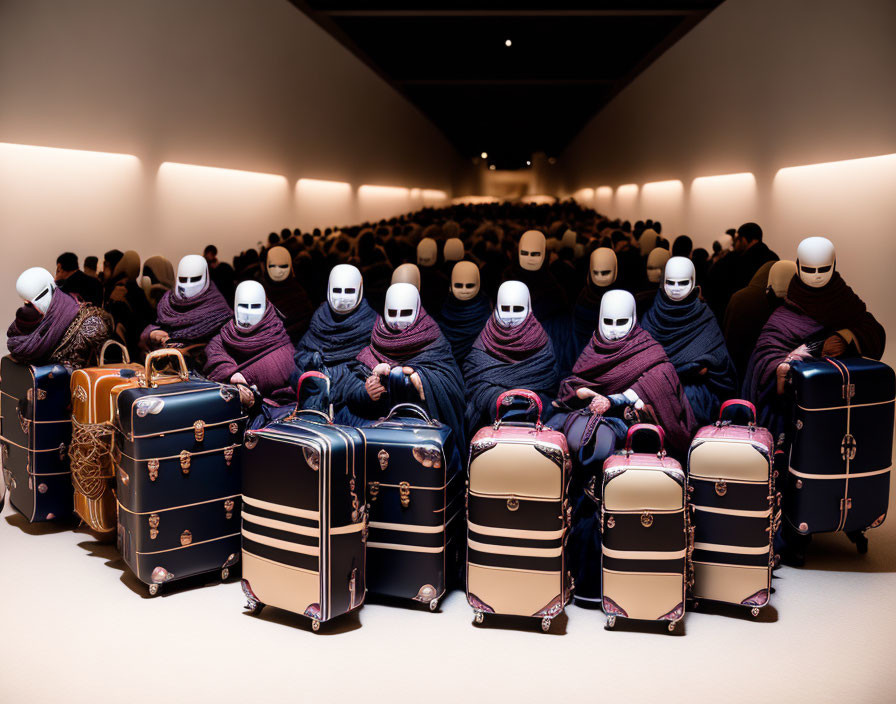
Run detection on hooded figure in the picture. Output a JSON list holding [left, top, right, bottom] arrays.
[[573, 247, 619, 354], [635, 247, 670, 316], [416, 236, 449, 314], [140, 254, 232, 367], [8, 267, 113, 367], [436, 261, 492, 365], [141, 256, 175, 309], [344, 283, 466, 458], [744, 237, 885, 435], [104, 250, 154, 356], [462, 281, 558, 436], [261, 245, 314, 343], [204, 280, 296, 412], [642, 257, 737, 425], [294, 264, 377, 418]]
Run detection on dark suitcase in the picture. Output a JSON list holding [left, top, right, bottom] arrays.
[[601, 424, 690, 634], [687, 400, 776, 616], [240, 371, 366, 631], [111, 350, 247, 595], [1, 355, 73, 522], [359, 398, 463, 611], [785, 357, 894, 553]]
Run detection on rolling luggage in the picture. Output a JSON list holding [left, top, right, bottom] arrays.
[[112, 350, 247, 595], [359, 397, 462, 611], [69, 340, 144, 535], [601, 424, 690, 633], [240, 371, 366, 632], [687, 400, 776, 616], [1, 355, 73, 523], [466, 389, 572, 632], [785, 357, 894, 555]]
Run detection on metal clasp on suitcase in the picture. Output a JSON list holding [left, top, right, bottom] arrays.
[[368, 481, 380, 502], [147, 459, 159, 482], [715, 480, 727, 497], [193, 420, 205, 443], [640, 511, 654, 528], [506, 497, 519, 512], [224, 499, 235, 520], [840, 434, 857, 461], [180, 450, 191, 474], [149, 513, 160, 540], [399, 481, 411, 508]]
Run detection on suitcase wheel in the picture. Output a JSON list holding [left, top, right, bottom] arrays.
[[429, 598, 439, 612], [847, 530, 868, 554], [221, 568, 230, 581], [311, 618, 321, 632], [751, 607, 761, 618], [606, 615, 616, 629], [667, 621, 677, 633], [541, 616, 552, 633], [148, 584, 160, 597], [473, 610, 485, 625]]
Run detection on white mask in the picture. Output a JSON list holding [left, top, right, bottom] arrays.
[[663, 256, 696, 301], [519, 230, 546, 271], [443, 238, 464, 262], [391, 263, 421, 290], [266, 246, 292, 283], [234, 281, 266, 329], [176, 254, 209, 299], [16, 267, 56, 315], [451, 261, 480, 301], [646, 248, 670, 284], [796, 237, 835, 288], [384, 283, 420, 331], [599, 290, 636, 342], [417, 238, 438, 267], [495, 281, 530, 328], [328, 264, 363, 314], [590, 248, 617, 287]]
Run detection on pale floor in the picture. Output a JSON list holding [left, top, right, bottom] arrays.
[[1, 479, 895, 704]]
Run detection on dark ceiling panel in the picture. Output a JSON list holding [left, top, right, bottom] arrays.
[[291, 1, 723, 168]]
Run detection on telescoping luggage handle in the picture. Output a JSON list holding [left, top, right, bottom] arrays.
[[99, 339, 130, 365], [384, 403, 436, 426], [624, 423, 666, 457], [719, 399, 757, 426], [288, 371, 333, 423], [142, 349, 189, 388], [494, 389, 543, 430]]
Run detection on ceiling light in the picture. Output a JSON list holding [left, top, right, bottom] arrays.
[[480, 151, 488, 159], [526, 160, 531, 166], [489, 164, 496, 170], [505, 39, 512, 47]]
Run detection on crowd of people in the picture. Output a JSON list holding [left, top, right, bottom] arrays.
[[7, 199, 885, 585]]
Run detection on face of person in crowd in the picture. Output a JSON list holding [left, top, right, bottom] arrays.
[[590, 247, 617, 288], [599, 290, 636, 342], [417, 238, 438, 268], [796, 236, 836, 289], [450, 261, 480, 301], [16, 267, 56, 315], [645, 248, 670, 284], [391, 263, 421, 290], [266, 246, 292, 283], [234, 280, 266, 329], [384, 283, 420, 331], [176, 254, 209, 299], [663, 256, 696, 301], [495, 280, 530, 328], [328, 264, 363, 314], [103, 260, 113, 280], [518, 230, 546, 271]]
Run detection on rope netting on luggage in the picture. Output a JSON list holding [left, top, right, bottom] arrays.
[[69, 418, 115, 500]]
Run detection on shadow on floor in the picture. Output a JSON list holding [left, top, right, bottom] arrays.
[[4, 511, 76, 536], [789, 530, 896, 573], [469, 610, 569, 636], [243, 603, 363, 636]]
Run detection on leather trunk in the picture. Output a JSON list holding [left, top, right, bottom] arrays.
[[601, 424, 689, 632], [240, 407, 366, 630], [786, 357, 893, 537], [1, 355, 73, 522], [111, 350, 246, 595], [466, 390, 571, 631], [687, 400, 775, 614]]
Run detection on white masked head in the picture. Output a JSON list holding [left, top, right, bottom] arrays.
[[796, 237, 835, 288], [234, 281, 267, 330], [519, 230, 546, 271], [384, 283, 420, 331], [176, 254, 209, 299], [663, 256, 696, 301], [328, 264, 363, 314], [495, 281, 531, 328], [590, 247, 617, 287], [16, 267, 56, 315], [417, 238, 438, 268], [646, 248, 670, 284], [599, 290, 637, 342], [391, 263, 421, 290], [451, 261, 480, 301], [443, 238, 464, 262], [768, 260, 797, 299], [266, 246, 292, 283]]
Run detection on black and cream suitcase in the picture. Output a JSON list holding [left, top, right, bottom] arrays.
[[601, 424, 690, 633], [688, 400, 776, 616], [111, 350, 247, 595], [240, 372, 367, 632]]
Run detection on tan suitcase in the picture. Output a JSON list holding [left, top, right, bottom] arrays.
[[69, 340, 143, 535]]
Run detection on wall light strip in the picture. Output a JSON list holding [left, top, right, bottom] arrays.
[[776, 153, 896, 176], [421, 189, 448, 200], [0, 142, 139, 163], [296, 177, 351, 193], [158, 161, 288, 185], [595, 186, 613, 198], [358, 184, 410, 197], [691, 172, 756, 186]]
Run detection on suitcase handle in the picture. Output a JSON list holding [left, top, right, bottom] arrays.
[[99, 339, 130, 365], [495, 389, 543, 424], [289, 371, 333, 422], [624, 423, 665, 453], [384, 403, 435, 425], [143, 349, 189, 387], [719, 399, 756, 424]]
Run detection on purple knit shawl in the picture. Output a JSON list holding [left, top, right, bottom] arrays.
[[473, 312, 549, 363], [6, 291, 80, 361], [149, 282, 232, 343], [356, 308, 441, 368]]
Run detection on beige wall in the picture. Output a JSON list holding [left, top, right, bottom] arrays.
[[562, 0, 896, 365], [0, 0, 460, 350]]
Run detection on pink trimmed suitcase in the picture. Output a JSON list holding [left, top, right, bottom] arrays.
[[687, 400, 777, 616], [466, 389, 572, 632]]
